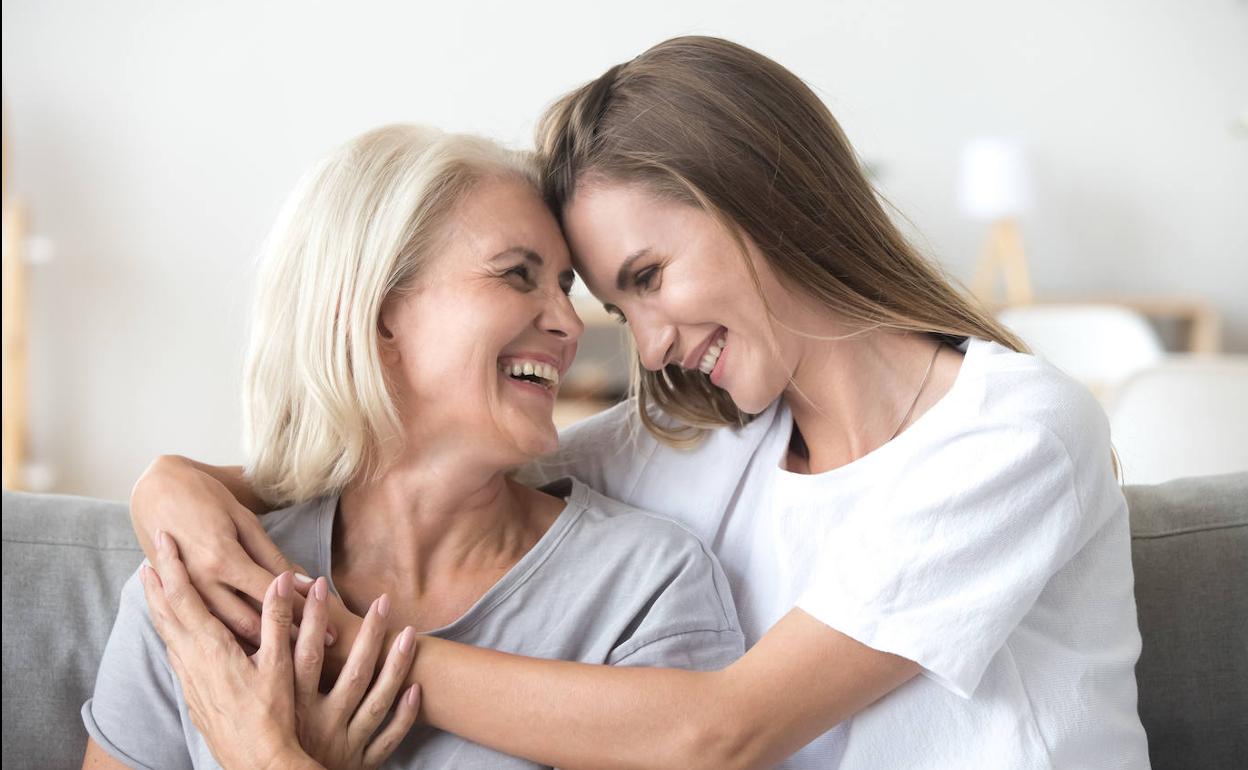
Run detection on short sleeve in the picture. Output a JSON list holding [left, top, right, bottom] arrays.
[[605, 529, 745, 671], [81, 568, 194, 770], [796, 421, 1097, 699], [610, 629, 744, 670]]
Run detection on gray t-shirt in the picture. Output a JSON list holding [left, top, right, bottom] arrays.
[[82, 478, 743, 769]]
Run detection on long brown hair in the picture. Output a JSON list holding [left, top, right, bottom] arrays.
[[538, 36, 1025, 445]]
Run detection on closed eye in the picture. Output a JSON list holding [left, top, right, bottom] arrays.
[[633, 265, 660, 291], [503, 264, 534, 286]]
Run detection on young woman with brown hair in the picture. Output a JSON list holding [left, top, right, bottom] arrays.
[[129, 37, 1148, 768]]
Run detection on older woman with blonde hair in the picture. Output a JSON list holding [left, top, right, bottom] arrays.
[[80, 124, 742, 770]]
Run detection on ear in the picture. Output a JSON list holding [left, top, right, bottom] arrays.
[[377, 299, 401, 365]]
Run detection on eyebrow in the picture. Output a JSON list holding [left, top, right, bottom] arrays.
[[490, 246, 544, 266], [615, 248, 651, 292]]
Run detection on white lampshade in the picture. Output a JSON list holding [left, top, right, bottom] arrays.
[[957, 138, 1032, 220]]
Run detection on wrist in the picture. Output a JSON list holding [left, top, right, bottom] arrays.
[[257, 740, 321, 770], [323, 606, 363, 675]]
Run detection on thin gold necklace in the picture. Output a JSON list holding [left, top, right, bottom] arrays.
[[890, 342, 942, 441]]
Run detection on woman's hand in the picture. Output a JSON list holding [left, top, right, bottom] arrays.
[[291, 576, 422, 769], [144, 531, 421, 770], [131, 455, 335, 647], [142, 532, 317, 770]]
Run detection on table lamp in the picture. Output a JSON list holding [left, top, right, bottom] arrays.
[[957, 138, 1034, 306]]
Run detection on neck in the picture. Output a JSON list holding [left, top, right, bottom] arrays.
[[333, 440, 551, 614], [783, 328, 950, 474]]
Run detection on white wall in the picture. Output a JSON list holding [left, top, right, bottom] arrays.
[[4, 0, 1246, 499]]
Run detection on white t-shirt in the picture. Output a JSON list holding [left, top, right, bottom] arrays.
[[526, 338, 1149, 769]]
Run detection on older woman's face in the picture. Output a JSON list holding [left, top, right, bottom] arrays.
[[381, 176, 582, 464]]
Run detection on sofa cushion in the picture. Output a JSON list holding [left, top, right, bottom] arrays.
[[2, 491, 142, 770], [1125, 472, 1248, 770]]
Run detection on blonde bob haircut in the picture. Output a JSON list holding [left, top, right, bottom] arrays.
[[244, 124, 539, 506], [539, 37, 1026, 447]]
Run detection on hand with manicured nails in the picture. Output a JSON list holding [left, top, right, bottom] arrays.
[[130, 456, 338, 649], [290, 577, 421, 770], [142, 531, 420, 770]]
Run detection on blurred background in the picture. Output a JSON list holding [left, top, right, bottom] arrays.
[[3, 0, 1246, 500]]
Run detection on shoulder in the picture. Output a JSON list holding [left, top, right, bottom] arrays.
[[560, 479, 740, 628], [571, 480, 721, 564], [258, 495, 329, 533], [960, 339, 1109, 465], [554, 479, 743, 665], [255, 496, 332, 574], [909, 339, 1123, 528]]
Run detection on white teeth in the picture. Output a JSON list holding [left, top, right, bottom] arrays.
[[698, 335, 727, 375], [498, 359, 560, 388]]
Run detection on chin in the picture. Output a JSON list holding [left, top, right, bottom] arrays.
[[509, 422, 560, 461], [724, 381, 785, 416]]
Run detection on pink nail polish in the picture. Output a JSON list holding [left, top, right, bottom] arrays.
[[314, 577, 327, 602], [399, 627, 414, 653], [377, 593, 391, 619], [406, 684, 419, 705], [156, 530, 169, 552], [277, 571, 292, 598]]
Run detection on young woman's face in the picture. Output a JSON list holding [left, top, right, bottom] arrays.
[[563, 181, 802, 415], [382, 176, 582, 463]]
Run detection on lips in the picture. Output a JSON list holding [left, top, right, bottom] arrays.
[[683, 326, 727, 371]]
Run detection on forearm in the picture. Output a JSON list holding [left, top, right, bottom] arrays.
[[410, 637, 743, 770]]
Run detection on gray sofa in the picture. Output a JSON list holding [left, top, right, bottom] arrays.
[[3, 474, 1246, 769]]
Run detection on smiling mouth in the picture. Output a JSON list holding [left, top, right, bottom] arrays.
[[498, 359, 560, 390], [697, 332, 727, 375]]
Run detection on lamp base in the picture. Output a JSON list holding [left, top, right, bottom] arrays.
[[971, 218, 1033, 306]]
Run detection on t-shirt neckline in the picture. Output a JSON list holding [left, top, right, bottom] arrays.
[[314, 477, 589, 640], [771, 337, 982, 486]]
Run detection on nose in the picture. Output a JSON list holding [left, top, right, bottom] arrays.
[[539, 288, 586, 343], [632, 314, 677, 372]]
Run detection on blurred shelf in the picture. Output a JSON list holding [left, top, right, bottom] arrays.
[[992, 296, 1222, 354], [553, 398, 620, 429]]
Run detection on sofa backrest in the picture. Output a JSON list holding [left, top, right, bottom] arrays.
[[3, 476, 1247, 769], [2, 491, 141, 770], [1124, 472, 1248, 769]]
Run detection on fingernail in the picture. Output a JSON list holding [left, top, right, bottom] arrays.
[[324, 630, 335, 647], [399, 626, 414, 654], [156, 530, 170, 552], [406, 684, 419, 705], [377, 593, 391, 619], [294, 573, 314, 585], [140, 564, 150, 583], [277, 571, 292, 598], [314, 576, 327, 602]]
